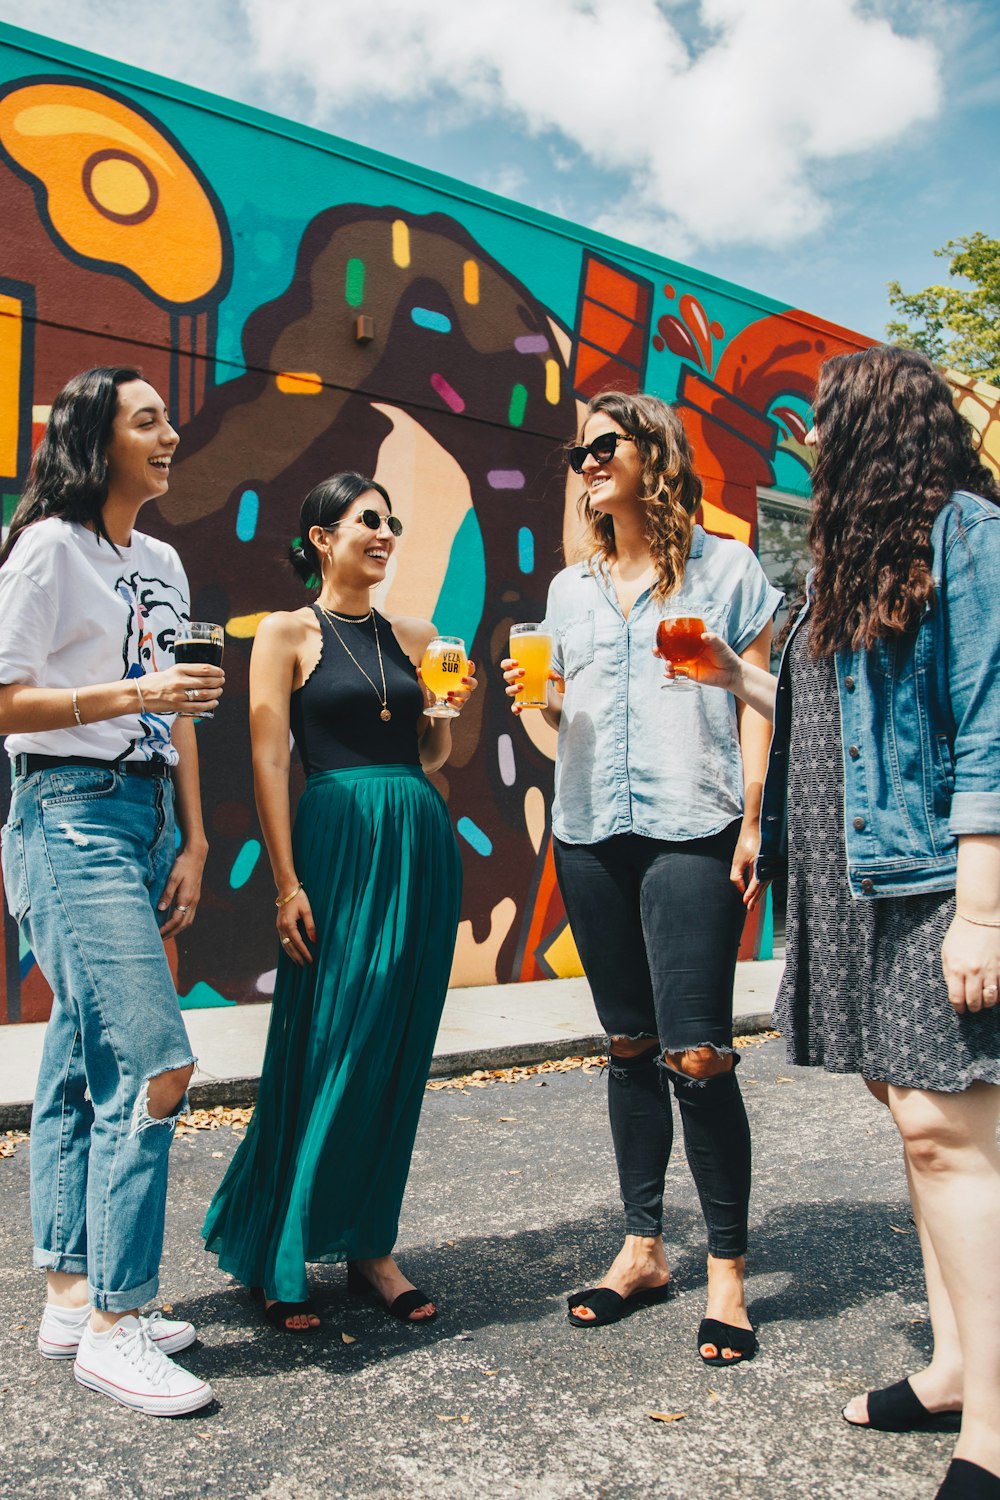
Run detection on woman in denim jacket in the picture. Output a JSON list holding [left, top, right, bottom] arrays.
[[505, 391, 780, 1366], [0, 368, 224, 1416], [681, 347, 1000, 1500]]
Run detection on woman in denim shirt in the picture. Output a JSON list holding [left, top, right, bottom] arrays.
[[684, 348, 1000, 1500], [505, 391, 780, 1365]]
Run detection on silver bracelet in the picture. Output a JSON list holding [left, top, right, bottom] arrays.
[[956, 911, 1000, 929], [71, 688, 83, 726], [134, 678, 146, 715]]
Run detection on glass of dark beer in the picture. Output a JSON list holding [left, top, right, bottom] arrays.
[[174, 621, 224, 718]]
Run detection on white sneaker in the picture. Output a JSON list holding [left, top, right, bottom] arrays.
[[38, 1303, 196, 1359], [73, 1316, 213, 1416]]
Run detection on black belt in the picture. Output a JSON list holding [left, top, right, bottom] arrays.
[[13, 753, 171, 780]]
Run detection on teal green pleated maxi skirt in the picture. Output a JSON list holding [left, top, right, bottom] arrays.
[[202, 764, 462, 1301]]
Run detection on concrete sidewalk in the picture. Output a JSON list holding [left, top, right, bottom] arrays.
[[0, 959, 783, 1129]]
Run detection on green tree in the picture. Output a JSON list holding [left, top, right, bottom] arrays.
[[887, 232, 1000, 385]]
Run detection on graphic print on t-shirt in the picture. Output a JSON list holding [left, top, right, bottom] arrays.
[[116, 570, 189, 761]]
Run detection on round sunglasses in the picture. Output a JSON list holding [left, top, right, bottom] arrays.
[[325, 509, 403, 537], [567, 431, 635, 475]]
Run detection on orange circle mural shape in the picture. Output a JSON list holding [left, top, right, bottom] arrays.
[[0, 81, 225, 307]]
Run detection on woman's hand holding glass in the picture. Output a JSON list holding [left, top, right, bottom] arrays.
[[138, 662, 225, 717], [502, 656, 564, 715], [654, 628, 741, 690]]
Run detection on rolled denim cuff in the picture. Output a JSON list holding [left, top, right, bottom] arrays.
[[89, 1270, 159, 1313], [33, 1247, 88, 1275], [949, 790, 1000, 837]]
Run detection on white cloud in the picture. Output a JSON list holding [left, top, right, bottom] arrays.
[[0, 0, 942, 252]]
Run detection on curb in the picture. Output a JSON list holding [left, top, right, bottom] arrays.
[[0, 1011, 777, 1133]]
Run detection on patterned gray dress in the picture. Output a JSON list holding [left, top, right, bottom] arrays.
[[774, 630, 1000, 1092]]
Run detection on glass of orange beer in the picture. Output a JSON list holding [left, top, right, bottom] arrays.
[[509, 623, 553, 708], [656, 615, 707, 689], [420, 635, 469, 718]]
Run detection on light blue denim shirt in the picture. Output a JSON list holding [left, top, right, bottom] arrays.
[[545, 526, 783, 845], [758, 490, 1000, 897]]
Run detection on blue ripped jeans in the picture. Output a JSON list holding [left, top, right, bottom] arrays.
[[1, 764, 194, 1311], [554, 823, 751, 1257]]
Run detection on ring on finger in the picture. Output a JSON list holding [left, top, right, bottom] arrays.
[[985, 982, 999, 998], [175, 904, 189, 914], [280, 936, 291, 946]]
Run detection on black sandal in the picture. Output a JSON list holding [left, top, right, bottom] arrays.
[[697, 1317, 757, 1366], [566, 1281, 673, 1328], [346, 1262, 437, 1324], [935, 1460, 1000, 1499], [842, 1377, 961, 1433], [261, 1298, 321, 1334]]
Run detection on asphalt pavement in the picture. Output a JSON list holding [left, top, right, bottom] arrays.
[[0, 1035, 956, 1500]]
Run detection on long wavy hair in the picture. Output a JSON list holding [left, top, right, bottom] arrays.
[[808, 346, 1000, 654], [572, 391, 702, 601], [288, 471, 393, 587], [0, 366, 143, 567]]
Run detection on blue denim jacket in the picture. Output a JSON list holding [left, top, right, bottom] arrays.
[[544, 526, 782, 845], [758, 491, 1000, 897]]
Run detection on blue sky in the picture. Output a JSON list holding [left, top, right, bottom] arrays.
[[0, 0, 995, 340]]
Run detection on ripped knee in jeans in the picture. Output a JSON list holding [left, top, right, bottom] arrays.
[[661, 1043, 737, 1083], [129, 1060, 195, 1137]]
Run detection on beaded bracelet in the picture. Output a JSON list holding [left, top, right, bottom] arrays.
[[956, 911, 1000, 929], [275, 881, 305, 908]]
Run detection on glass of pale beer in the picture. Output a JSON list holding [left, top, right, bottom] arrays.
[[656, 615, 706, 689], [509, 623, 553, 709], [420, 635, 469, 718]]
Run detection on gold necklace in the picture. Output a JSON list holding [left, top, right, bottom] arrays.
[[319, 605, 391, 722]]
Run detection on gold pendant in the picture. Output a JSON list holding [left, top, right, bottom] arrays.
[[380, 708, 391, 722]]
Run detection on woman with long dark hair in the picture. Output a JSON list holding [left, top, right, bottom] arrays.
[[0, 367, 223, 1415], [202, 472, 474, 1332], [675, 346, 1000, 1500], [505, 391, 781, 1364]]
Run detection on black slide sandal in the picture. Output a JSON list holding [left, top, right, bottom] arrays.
[[566, 1281, 673, 1328], [843, 1377, 961, 1433]]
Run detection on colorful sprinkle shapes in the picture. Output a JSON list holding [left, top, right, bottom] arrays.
[[545, 358, 560, 405], [229, 839, 262, 890], [430, 373, 465, 413], [392, 219, 411, 267], [457, 817, 493, 856], [463, 259, 480, 304], [515, 335, 549, 354], [487, 470, 525, 489], [411, 307, 452, 333], [236, 489, 259, 542], [498, 734, 516, 787], [518, 526, 535, 573], [508, 384, 528, 427], [276, 371, 322, 394], [345, 257, 365, 308]]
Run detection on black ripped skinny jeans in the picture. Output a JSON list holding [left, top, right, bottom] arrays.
[[553, 822, 751, 1257]]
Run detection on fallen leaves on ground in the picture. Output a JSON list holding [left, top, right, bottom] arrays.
[[646, 1410, 687, 1424], [4, 1033, 784, 1149], [426, 1031, 778, 1094], [175, 1105, 253, 1137], [341, 1332, 357, 1345]]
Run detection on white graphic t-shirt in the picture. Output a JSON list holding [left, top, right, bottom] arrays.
[[0, 517, 190, 765]]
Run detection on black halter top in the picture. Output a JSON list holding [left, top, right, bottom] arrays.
[[289, 605, 424, 775]]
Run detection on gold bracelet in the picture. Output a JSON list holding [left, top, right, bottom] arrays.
[[134, 678, 146, 715], [275, 881, 304, 908], [71, 688, 83, 726], [956, 911, 1000, 929]]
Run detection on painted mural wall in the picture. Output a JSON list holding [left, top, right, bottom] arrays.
[[3, 23, 989, 1025]]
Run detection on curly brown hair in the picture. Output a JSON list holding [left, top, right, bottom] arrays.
[[571, 391, 702, 601], [808, 345, 1000, 655]]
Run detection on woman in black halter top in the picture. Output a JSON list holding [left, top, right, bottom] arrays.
[[203, 473, 474, 1332]]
